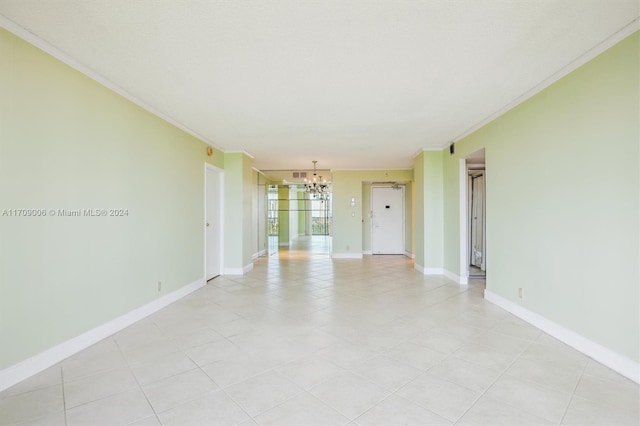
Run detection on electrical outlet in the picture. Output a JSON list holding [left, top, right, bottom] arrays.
[[157, 281, 162, 292], [518, 288, 524, 299]]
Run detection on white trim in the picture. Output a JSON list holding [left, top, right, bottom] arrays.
[[278, 242, 290, 247], [414, 263, 425, 273], [363, 250, 373, 255], [411, 148, 444, 159], [223, 263, 253, 276], [404, 251, 415, 259], [484, 290, 640, 384], [252, 249, 266, 260], [0, 16, 225, 153], [447, 18, 640, 146], [331, 253, 363, 259], [330, 167, 414, 172], [0, 277, 205, 392], [226, 150, 255, 159], [423, 267, 444, 275], [444, 269, 468, 285]]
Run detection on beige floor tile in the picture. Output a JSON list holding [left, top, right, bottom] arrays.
[[254, 392, 349, 425], [316, 342, 379, 370], [66, 388, 154, 426], [183, 338, 242, 367], [457, 396, 554, 426], [427, 356, 501, 393], [224, 371, 303, 416], [309, 371, 390, 420], [0, 366, 61, 399], [128, 351, 197, 385], [156, 390, 250, 426], [397, 373, 479, 422], [0, 386, 63, 425], [352, 355, 423, 392], [201, 352, 274, 388], [410, 330, 468, 354], [573, 374, 640, 416], [562, 395, 640, 426], [61, 339, 127, 381], [356, 394, 452, 425], [142, 368, 218, 412], [275, 356, 345, 390], [485, 374, 573, 423], [505, 353, 582, 394], [13, 410, 66, 426], [384, 342, 448, 371], [64, 367, 139, 408], [127, 415, 162, 426]]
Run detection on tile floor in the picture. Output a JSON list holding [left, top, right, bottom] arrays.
[[1, 237, 638, 425]]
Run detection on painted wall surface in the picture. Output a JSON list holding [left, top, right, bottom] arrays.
[[332, 170, 413, 256], [442, 32, 639, 361], [224, 153, 254, 269], [413, 152, 444, 270], [0, 29, 223, 368], [278, 186, 290, 245]]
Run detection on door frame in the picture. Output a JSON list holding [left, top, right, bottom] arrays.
[[370, 184, 405, 255], [204, 163, 224, 280], [458, 156, 486, 284]]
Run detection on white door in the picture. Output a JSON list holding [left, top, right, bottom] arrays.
[[371, 186, 404, 254], [205, 165, 223, 280]]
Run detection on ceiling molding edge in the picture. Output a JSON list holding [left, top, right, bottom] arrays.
[[443, 17, 640, 149], [225, 150, 255, 159], [0, 14, 226, 153], [411, 148, 443, 159], [331, 167, 414, 172]]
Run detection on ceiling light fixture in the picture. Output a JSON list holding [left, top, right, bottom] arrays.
[[304, 160, 330, 199]]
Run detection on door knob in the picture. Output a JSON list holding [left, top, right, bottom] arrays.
[[206, 222, 210, 227]]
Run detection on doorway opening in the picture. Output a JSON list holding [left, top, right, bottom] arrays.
[[458, 149, 486, 282], [205, 164, 224, 281]]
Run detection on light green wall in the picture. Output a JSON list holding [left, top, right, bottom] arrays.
[[0, 29, 224, 368], [442, 32, 639, 361], [332, 170, 413, 255], [223, 153, 254, 269], [413, 151, 444, 270], [278, 186, 290, 245]]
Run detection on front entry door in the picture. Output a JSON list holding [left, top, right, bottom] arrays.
[[371, 186, 404, 254]]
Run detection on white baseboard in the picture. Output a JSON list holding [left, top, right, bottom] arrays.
[[252, 249, 266, 260], [404, 251, 415, 259], [331, 253, 363, 259], [484, 290, 640, 384], [444, 269, 468, 285], [224, 262, 254, 275], [278, 242, 290, 247], [363, 250, 373, 255], [0, 277, 206, 392]]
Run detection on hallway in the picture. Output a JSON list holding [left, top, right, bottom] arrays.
[[1, 256, 638, 425]]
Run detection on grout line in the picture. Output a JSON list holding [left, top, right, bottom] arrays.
[[558, 360, 589, 425]]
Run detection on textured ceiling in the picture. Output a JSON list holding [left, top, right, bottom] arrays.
[[1, 1, 638, 170]]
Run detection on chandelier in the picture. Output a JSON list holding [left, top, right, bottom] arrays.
[[304, 160, 330, 199]]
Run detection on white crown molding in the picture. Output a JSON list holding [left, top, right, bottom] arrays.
[[0, 14, 226, 153], [411, 148, 444, 159], [485, 290, 640, 384], [331, 167, 414, 172], [0, 277, 206, 392], [445, 18, 640, 148], [226, 150, 255, 159]]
